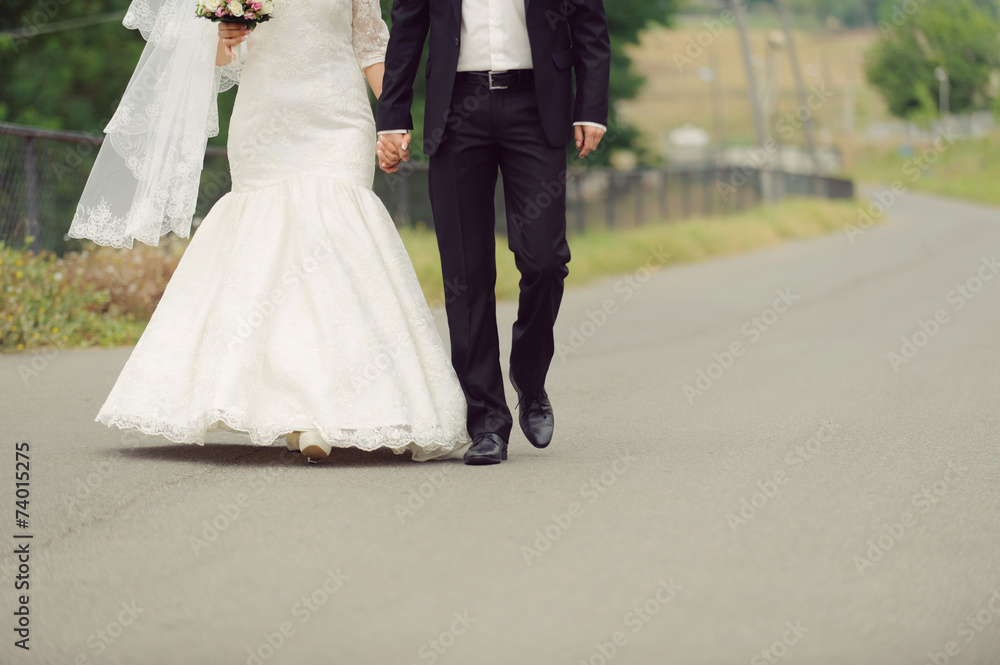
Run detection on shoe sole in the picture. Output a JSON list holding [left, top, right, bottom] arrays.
[[300, 444, 330, 461], [464, 455, 502, 466], [464, 447, 508, 465]]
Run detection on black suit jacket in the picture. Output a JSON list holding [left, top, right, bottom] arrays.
[[376, 0, 612, 156]]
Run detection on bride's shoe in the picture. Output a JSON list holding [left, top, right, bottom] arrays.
[[299, 431, 332, 463], [286, 431, 302, 452]]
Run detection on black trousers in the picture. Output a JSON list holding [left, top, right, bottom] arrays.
[[428, 79, 571, 441]]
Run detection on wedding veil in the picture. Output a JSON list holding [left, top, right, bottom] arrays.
[[68, 0, 241, 248]]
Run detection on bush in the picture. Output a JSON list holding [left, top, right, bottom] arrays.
[[0, 238, 184, 351]]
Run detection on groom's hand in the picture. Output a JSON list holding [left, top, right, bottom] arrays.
[[377, 133, 411, 174], [576, 125, 607, 160]]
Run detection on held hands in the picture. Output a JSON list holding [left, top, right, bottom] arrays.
[[219, 23, 251, 60], [377, 133, 411, 174], [576, 124, 606, 159], [374, 125, 602, 170]]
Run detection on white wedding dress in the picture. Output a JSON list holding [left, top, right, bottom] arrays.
[[95, 0, 470, 461]]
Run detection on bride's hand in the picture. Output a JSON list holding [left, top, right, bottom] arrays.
[[218, 23, 251, 60], [377, 133, 411, 174]]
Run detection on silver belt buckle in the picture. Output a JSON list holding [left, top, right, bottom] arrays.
[[488, 71, 509, 91]]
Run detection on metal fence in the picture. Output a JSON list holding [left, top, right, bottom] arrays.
[[0, 122, 854, 255]]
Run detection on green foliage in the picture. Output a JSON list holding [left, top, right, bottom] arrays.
[[865, 0, 1000, 120], [2, 1, 675, 160], [0, 240, 150, 351], [0, 1, 145, 129], [604, 0, 678, 163]]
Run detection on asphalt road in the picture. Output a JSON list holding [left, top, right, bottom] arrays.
[[2, 189, 999, 665]]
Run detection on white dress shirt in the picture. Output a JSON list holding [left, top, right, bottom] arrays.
[[456, 0, 534, 72], [379, 0, 606, 134]]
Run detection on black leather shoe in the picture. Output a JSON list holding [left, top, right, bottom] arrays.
[[464, 433, 508, 465], [509, 373, 554, 449]]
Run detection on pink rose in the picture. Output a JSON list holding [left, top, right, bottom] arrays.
[[215, 7, 225, 16], [245, 11, 256, 19], [251, 2, 262, 10]]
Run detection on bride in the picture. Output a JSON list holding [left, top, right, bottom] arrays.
[[69, 0, 470, 462]]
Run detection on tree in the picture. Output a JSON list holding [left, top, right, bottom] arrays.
[[0, 1, 145, 129], [865, 0, 1000, 119], [2, 1, 676, 156]]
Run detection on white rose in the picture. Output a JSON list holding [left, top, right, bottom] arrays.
[[227, 1, 244, 16], [262, 1, 273, 14], [205, 0, 223, 10]]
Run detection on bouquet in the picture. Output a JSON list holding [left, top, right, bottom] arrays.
[[196, 0, 274, 26]]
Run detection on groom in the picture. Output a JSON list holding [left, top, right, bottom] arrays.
[[376, 0, 611, 465]]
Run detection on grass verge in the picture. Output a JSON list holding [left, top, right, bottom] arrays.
[[2, 198, 863, 352], [400, 197, 864, 305], [849, 132, 1000, 207]]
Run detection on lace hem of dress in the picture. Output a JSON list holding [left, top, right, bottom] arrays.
[[98, 410, 470, 459]]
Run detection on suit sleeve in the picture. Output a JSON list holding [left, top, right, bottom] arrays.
[[376, 0, 431, 133], [567, 0, 612, 127]]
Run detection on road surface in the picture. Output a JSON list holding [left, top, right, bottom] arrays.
[[2, 189, 999, 665]]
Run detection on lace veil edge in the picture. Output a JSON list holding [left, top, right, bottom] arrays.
[[69, 0, 240, 249]]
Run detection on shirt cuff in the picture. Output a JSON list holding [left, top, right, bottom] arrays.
[[574, 121, 607, 132], [377, 130, 410, 136]]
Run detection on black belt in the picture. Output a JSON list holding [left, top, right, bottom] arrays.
[[455, 69, 534, 90]]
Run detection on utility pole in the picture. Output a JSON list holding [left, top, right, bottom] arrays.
[[730, 0, 770, 201], [710, 50, 726, 154], [775, 0, 821, 172], [730, 0, 767, 150], [935, 66, 950, 132], [699, 52, 727, 155]]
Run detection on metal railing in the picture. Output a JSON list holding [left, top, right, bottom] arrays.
[[0, 122, 854, 254]]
